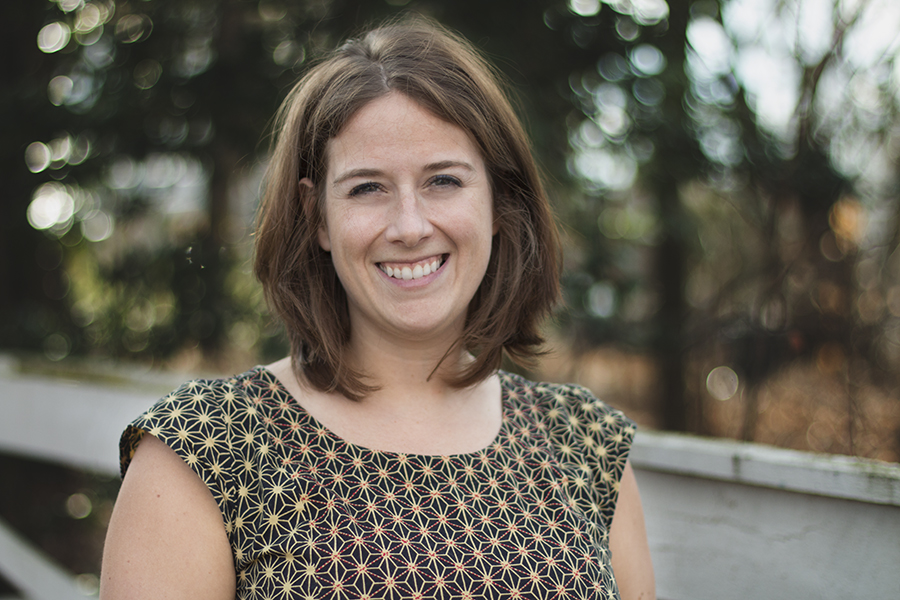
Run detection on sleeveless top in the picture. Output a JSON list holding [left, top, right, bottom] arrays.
[[120, 368, 636, 599]]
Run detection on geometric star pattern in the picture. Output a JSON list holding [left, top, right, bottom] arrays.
[[121, 368, 636, 600]]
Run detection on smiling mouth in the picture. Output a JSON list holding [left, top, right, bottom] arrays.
[[378, 255, 445, 281]]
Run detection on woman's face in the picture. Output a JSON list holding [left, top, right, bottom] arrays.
[[316, 92, 497, 347]]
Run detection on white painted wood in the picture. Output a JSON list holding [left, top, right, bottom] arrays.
[[633, 467, 900, 600], [0, 359, 167, 598], [631, 429, 900, 506], [0, 361, 178, 475], [0, 516, 82, 600], [630, 431, 900, 599]]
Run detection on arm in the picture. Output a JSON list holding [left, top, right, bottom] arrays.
[[100, 434, 236, 600], [609, 461, 656, 600]]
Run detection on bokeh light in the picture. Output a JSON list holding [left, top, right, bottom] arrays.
[[37, 22, 71, 53], [81, 210, 114, 242], [47, 75, 74, 106], [687, 16, 732, 76], [106, 156, 141, 189], [630, 44, 666, 76], [83, 35, 115, 66], [258, 0, 287, 22], [629, 0, 669, 25], [25, 142, 52, 173], [75, 26, 104, 46], [173, 41, 215, 78], [707, 366, 740, 400], [65, 493, 93, 519], [48, 135, 72, 168], [615, 16, 640, 41], [73, 2, 105, 32], [115, 14, 152, 43], [598, 53, 630, 82], [43, 332, 71, 361], [829, 196, 867, 245], [569, 0, 601, 17], [133, 59, 162, 89], [53, 0, 85, 13], [272, 40, 306, 67], [74, 574, 100, 596], [586, 281, 617, 318], [632, 78, 665, 106], [27, 183, 75, 231]]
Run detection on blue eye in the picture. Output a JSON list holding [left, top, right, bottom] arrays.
[[348, 182, 382, 196], [430, 175, 461, 188]]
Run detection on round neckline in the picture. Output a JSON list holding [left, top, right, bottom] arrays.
[[253, 366, 516, 460]]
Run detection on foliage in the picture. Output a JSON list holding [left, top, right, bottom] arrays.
[[3, 0, 900, 456], [554, 0, 900, 450], [1, 0, 586, 368]]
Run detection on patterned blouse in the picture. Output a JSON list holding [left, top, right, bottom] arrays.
[[120, 368, 636, 599]]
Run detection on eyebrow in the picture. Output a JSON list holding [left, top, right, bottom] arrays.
[[331, 160, 477, 187]]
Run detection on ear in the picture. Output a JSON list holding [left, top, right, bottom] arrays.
[[317, 226, 332, 252], [299, 176, 315, 197], [301, 177, 331, 252]]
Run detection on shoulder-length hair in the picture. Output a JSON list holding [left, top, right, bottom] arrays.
[[255, 16, 561, 400]]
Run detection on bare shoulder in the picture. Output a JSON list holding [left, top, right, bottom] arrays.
[[610, 462, 656, 600], [100, 434, 235, 600]]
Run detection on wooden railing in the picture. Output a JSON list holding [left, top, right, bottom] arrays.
[[2, 356, 899, 600], [633, 430, 900, 598]]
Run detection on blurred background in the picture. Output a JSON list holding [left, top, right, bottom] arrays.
[[3, 0, 900, 594]]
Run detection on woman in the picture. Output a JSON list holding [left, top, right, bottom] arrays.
[[101, 17, 655, 600]]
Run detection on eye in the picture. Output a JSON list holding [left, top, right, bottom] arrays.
[[429, 174, 462, 188], [348, 181, 383, 197]]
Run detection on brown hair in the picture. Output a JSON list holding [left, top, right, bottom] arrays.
[[255, 16, 561, 400]]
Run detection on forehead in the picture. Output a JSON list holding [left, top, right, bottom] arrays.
[[325, 93, 484, 175]]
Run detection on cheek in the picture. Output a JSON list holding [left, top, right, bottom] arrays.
[[318, 213, 374, 266], [466, 208, 497, 272], [316, 201, 364, 254]]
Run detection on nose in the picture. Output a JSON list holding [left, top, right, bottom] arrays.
[[385, 190, 434, 247]]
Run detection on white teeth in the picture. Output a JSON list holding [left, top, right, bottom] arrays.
[[381, 257, 444, 281]]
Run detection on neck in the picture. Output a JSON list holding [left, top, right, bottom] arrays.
[[265, 331, 502, 455], [345, 328, 470, 409]]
